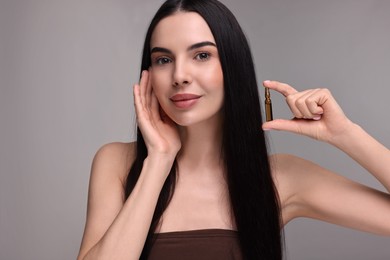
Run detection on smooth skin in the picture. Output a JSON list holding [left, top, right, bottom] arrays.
[[77, 12, 390, 260]]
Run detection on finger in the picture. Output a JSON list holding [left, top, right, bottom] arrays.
[[133, 84, 142, 120], [159, 106, 176, 127], [285, 89, 324, 120], [285, 92, 305, 119], [291, 89, 327, 120], [262, 118, 311, 135], [291, 91, 311, 119], [159, 105, 171, 123], [145, 69, 152, 110], [139, 70, 148, 108], [294, 89, 321, 119], [263, 80, 298, 97], [304, 89, 325, 119], [150, 90, 161, 122]]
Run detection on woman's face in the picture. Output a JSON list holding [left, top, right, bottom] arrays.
[[150, 12, 224, 127]]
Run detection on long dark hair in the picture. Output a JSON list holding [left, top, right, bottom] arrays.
[[125, 0, 282, 259]]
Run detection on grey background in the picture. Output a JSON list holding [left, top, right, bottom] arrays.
[[1, 0, 389, 259]]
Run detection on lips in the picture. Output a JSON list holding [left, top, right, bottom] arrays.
[[170, 93, 201, 109], [170, 93, 201, 101]]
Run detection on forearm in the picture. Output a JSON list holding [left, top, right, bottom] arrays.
[[331, 122, 390, 192], [81, 155, 174, 260]]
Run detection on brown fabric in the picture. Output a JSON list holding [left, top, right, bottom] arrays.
[[146, 229, 243, 260]]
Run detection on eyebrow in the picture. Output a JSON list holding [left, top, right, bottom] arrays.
[[150, 41, 216, 54], [188, 41, 216, 51]]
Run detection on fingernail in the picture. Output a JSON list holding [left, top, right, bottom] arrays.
[[262, 125, 271, 131], [264, 80, 271, 84], [313, 115, 322, 120]]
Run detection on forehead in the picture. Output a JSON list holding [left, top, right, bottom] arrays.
[[151, 12, 216, 48]]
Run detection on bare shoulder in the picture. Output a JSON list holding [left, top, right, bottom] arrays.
[[91, 142, 136, 186], [269, 153, 321, 183], [269, 153, 347, 193], [268, 153, 303, 185], [268, 154, 300, 190], [78, 142, 136, 258], [268, 153, 320, 224]]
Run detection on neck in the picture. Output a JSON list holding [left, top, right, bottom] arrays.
[[177, 115, 224, 172]]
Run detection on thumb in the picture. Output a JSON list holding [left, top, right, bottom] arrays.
[[262, 118, 307, 134]]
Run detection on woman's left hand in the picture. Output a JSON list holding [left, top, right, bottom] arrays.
[[262, 80, 354, 143]]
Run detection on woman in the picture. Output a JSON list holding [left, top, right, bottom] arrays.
[[77, 0, 390, 259]]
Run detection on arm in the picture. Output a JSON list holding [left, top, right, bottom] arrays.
[[78, 70, 181, 259], [330, 123, 390, 192], [263, 81, 390, 234], [274, 153, 390, 235], [77, 144, 175, 260]]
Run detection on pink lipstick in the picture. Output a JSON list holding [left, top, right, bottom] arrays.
[[170, 93, 201, 109]]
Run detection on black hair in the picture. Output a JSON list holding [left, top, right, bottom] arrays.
[[125, 0, 282, 259]]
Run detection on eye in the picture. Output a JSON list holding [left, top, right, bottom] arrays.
[[155, 57, 172, 65], [195, 52, 211, 61]]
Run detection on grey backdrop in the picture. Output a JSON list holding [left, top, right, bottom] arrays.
[[1, 0, 389, 259]]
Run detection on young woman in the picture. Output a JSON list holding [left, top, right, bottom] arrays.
[[77, 0, 390, 259]]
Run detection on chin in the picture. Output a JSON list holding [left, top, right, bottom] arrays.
[[162, 105, 223, 128], [171, 117, 198, 127], [163, 112, 199, 127], [169, 113, 223, 128]]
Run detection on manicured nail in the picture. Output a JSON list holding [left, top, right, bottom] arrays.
[[262, 125, 271, 131]]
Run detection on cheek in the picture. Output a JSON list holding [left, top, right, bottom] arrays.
[[216, 69, 224, 90], [151, 71, 167, 99], [209, 65, 224, 107], [150, 71, 174, 115], [200, 63, 224, 92]]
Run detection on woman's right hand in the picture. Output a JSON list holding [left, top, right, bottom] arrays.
[[133, 69, 181, 159]]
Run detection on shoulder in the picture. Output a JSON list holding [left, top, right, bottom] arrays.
[[269, 153, 345, 192], [269, 153, 320, 182], [91, 142, 136, 186], [269, 153, 355, 224], [268, 153, 302, 196], [268, 153, 304, 184], [268, 153, 322, 224], [78, 142, 137, 258]]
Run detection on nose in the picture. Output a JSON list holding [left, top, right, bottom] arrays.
[[172, 59, 192, 87]]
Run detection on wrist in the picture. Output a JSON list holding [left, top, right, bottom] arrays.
[[142, 154, 176, 180], [328, 120, 362, 149], [146, 152, 177, 164]]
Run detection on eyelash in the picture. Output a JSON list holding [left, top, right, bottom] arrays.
[[155, 57, 172, 65], [194, 52, 211, 61], [153, 52, 212, 66]]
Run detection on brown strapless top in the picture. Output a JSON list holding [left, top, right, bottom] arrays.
[[146, 229, 243, 260]]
